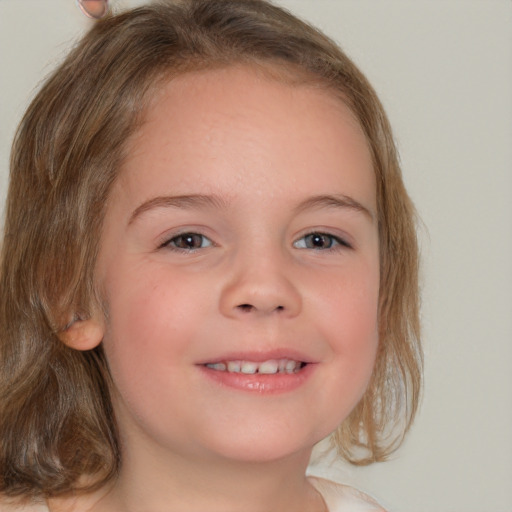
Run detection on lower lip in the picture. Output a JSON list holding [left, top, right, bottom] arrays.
[[199, 364, 315, 394], [200, 363, 316, 394]]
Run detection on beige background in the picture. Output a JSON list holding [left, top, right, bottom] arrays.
[[1, 1, 511, 511]]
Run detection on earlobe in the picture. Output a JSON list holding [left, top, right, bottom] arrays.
[[58, 317, 105, 351]]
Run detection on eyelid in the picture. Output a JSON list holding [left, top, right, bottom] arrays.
[[157, 229, 215, 251], [293, 230, 353, 250]]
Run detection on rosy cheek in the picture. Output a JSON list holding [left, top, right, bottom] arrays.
[[105, 268, 195, 358], [319, 272, 379, 374]]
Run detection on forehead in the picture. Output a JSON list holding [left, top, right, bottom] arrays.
[[115, 65, 375, 212]]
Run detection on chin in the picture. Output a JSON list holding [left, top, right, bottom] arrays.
[[194, 424, 325, 465]]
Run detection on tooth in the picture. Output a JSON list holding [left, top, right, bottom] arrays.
[[258, 360, 279, 374], [240, 361, 258, 374], [227, 361, 241, 373], [285, 360, 298, 373], [207, 363, 226, 371], [208, 359, 303, 375]]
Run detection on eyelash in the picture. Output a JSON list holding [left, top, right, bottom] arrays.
[[159, 232, 213, 252], [293, 232, 352, 251], [160, 231, 351, 252]]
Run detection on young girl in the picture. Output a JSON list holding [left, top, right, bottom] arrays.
[[0, 1, 422, 510]]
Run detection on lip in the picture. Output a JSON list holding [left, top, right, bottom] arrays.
[[196, 349, 316, 366], [197, 349, 317, 394]]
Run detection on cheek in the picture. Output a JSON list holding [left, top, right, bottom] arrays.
[[339, 277, 379, 375], [313, 259, 380, 341], [105, 260, 200, 332], [310, 260, 380, 393], [100, 266, 196, 381], [322, 291, 379, 425], [99, 275, 200, 430]]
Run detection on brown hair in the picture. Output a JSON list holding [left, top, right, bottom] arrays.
[[0, 0, 422, 498]]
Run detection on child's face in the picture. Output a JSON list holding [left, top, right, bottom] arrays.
[[94, 66, 380, 465]]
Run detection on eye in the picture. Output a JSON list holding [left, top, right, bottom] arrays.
[[161, 232, 213, 251], [293, 232, 350, 250]]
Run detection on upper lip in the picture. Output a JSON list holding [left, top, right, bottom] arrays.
[[196, 349, 317, 365]]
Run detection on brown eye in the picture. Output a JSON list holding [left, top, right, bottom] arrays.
[[305, 233, 334, 249], [293, 232, 350, 250], [164, 233, 212, 251]]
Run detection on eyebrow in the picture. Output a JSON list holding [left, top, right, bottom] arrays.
[[294, 194, 375, 221], [128, 192, 374, 225], [128, 194, 229, 225]]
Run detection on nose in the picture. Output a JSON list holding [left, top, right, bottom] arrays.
[[219, 250, 302, 319]]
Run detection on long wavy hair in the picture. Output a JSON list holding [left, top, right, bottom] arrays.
[[0, 0, 422, 498]]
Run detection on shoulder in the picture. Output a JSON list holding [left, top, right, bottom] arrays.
[[308, 476, 386, 512], [0, 495, 48, 512]]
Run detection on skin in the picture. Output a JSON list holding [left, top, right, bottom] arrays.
[[56, 65, 380, 512]]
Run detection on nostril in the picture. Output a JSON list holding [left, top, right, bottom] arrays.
[[236, 304, 285, 313]]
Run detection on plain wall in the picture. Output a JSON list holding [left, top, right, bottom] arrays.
[[1, 1, 511, 511]]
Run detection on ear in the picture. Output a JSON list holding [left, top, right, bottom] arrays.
[[58, 316, 105, 351]]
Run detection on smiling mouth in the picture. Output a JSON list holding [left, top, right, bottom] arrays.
[[205, 359, 307, 375]]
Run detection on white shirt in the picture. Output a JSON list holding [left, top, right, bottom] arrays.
[[309, 476, 386, 512]]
